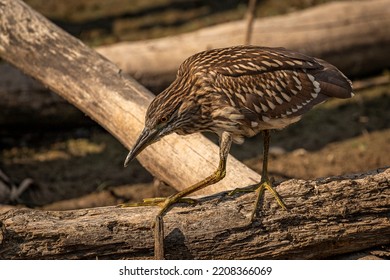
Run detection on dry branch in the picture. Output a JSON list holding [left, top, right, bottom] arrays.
[[0, 0, 261, 195], [1, 0, 390, 125], [244, 0, 257, 45], [1, 168, 389, 259]]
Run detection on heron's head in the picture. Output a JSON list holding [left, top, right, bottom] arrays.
[[124, 79, 201, 167]]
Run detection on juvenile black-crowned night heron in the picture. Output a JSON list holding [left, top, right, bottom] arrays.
[[124, 45, 353, 221]]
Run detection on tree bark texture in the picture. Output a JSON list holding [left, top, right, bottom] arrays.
[[0, 0, 262, 196], [1, 168, 389, 259], [1, 0, 390, 126]]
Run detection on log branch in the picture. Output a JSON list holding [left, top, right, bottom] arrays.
[[1, 168, 389, 259]]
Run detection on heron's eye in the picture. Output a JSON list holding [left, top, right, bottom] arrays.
[[160, 116, 168, 123]]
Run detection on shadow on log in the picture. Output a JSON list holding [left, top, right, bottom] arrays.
[[1, 168, 389, 259]]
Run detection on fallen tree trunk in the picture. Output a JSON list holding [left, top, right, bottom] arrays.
[[98, 0, 390, 90], [1, 0, 390, 126], [0, 0, 261, 195], [1, 168, 389, 259]]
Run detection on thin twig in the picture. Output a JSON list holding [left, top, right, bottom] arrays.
[[245, 0, 257, 45], [154, 216, 165, 260]]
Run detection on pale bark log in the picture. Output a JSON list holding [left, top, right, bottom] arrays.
[[0, 168, 389, 259], [97, 0, 390, 90], [0, 0, 261, 195], [1, 0, 390, 126]]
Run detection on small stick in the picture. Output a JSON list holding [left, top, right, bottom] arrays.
[[154, 215, 165, 260], [245, 0, 257, 45]]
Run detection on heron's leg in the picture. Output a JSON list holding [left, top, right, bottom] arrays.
[[228, 130, 287, 220], [250, 130, 287, 220], [121, 132, 233, 219]]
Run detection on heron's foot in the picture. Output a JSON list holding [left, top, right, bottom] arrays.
[[121, 195, 197, 228], [228, 179, 288, 222], [120, 196, 197, 208], [228, 185, 259, 196]]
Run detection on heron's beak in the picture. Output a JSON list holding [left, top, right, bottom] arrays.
[[124, 127, 158, 167]]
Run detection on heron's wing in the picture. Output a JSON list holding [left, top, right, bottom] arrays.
[[211, 46, 352, 121], [213, 46, 320, 76]]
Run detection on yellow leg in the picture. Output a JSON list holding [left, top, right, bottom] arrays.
[[228, 130, 287, 221], [121, 132, 233, 223]]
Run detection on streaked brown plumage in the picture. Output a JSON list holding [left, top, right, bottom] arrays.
[[124, 45, 353, 221]]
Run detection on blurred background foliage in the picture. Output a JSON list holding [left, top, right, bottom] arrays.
[[25, 0, 342, 45]]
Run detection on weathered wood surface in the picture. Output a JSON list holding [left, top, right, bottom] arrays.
[[86, 0, 390, 89], [1, 168, 389, 259], [0, 0, 261, 195], [1, 0, 390, 125]]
